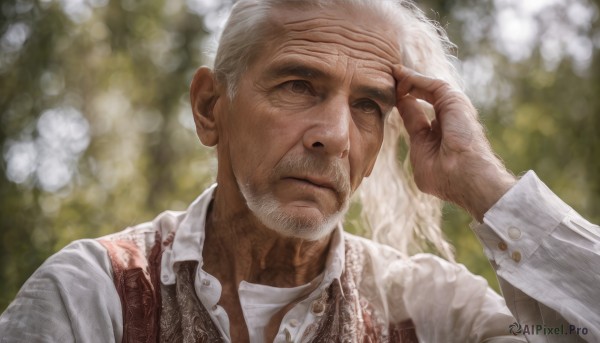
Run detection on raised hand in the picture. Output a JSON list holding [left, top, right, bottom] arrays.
[[393, 65, 516, 222]]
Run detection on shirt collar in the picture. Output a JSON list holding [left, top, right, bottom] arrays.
[[170, 183, 217, 265], [166, 183, 345, 286]]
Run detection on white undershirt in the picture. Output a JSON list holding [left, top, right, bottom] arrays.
[[238, 279, 316, 342]]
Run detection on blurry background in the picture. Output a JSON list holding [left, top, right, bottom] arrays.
[[1, 0, 599, 311]]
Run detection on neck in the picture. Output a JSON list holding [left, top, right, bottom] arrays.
[[202, 184, 333, 289]]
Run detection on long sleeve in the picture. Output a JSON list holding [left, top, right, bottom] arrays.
[[0, 239, 123, 343], [349, 233, 527, 342], [473, 171, 600, 342], [396, 254, 527, 342]]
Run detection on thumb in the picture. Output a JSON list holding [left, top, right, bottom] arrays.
[[397, 95, 431, 141]]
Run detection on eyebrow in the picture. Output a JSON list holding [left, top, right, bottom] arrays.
[[265, 61, 328, 81], [355, 85, 396, 110], [265, 60, 396, 108]]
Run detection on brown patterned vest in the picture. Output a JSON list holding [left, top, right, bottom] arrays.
[[98, 230, 418, 342]]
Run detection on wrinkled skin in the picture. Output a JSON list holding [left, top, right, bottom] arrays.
[[190, 5, 515, 342], [394, 66, 516, 222]]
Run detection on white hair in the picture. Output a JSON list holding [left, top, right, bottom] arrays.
[[211, 0, 460, 260], [239, 182, 349, 241]]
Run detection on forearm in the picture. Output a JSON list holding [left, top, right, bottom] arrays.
[[472, 171, 600, 342], [457, 162, 517, 222]]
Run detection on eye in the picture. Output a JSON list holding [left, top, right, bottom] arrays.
[[355, 99, 382, 116], [282, 80, 314, 95]]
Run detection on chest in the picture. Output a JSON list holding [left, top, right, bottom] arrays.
[[101, 236, 418, 342], [217, 287, 250, 343]]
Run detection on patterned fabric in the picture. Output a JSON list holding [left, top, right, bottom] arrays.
[[99, 234, 163, 343], [159, 262, 224, 342], [304, 240, 418, 342], [98, 230, 417, 342]]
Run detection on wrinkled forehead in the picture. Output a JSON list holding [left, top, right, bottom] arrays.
[[261, 3, 402, 73]]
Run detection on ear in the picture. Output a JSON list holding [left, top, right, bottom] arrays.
[[364, 159, 376, 178], [190, 66, 220, 146], [363, 144, 383, 178]]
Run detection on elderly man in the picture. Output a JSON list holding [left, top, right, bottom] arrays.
[[1, 0, 599, 342]]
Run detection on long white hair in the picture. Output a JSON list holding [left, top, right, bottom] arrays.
[[211, 0, 460, 260]]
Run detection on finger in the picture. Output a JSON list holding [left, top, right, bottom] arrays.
[[393, 65, 478, 122], [393, 65, 451, 105], [396, 95, 431, 140]]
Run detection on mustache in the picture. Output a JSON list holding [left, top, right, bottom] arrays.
[[272, 154, 351, 196]]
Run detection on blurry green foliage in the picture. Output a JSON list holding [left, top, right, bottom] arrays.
[[0, 0, 219, 309], [1, 0, 599, 310]]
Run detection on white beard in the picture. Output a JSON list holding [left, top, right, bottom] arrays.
[[239, 182, 349, 241]]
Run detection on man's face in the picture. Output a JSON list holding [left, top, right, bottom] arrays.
[[214, 6, 400, 240]]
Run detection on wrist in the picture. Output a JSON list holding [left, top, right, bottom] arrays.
[[462, 167, 517, 222]]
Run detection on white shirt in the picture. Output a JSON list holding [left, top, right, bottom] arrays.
[[1, 171, 598, 342], [474, 171, 600, 342], [237, 279, 318, 342]]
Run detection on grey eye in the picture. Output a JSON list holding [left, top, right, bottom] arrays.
[[285, 80, 312, 94], [356, 100, 381, 115]]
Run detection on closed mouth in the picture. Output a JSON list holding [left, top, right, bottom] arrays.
[[287, 176, 335, 192]]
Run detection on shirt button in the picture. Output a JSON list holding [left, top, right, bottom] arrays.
[[311, 301, 325, 316], [212, 305, 218, 311], [202, 279, 211, 286], [508, 227, 521, 240], [498, 241, 507, 251], [289, 319, 300, 328], [512, 251, 522, 263], [161, 274, 169, 283]]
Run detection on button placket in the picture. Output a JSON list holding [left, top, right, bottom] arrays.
[[160, 250, 175, 284]]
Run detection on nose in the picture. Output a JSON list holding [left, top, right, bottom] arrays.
[[302, 97, 350, 159]]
